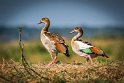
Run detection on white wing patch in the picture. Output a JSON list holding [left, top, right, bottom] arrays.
[[75, 41, 93, 49]]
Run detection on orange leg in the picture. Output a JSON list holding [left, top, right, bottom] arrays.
[[83, 55, 93, 64], [47, 56, 57, 67], [52, 56, 57, 64], [87, 55, 93, 64], [47, 52, 54, 67], [47, 51, 58, 67], [52, 51, 58, 64]]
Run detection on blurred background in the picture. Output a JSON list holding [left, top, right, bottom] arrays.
[[0, 0, 124, 63]]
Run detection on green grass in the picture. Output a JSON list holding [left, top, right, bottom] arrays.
[[0, 38, 124, 63]]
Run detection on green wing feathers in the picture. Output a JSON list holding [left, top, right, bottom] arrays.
[[82, 47, 102, 54], [82, 48, 93, 54], [82, 47, 109, 58]]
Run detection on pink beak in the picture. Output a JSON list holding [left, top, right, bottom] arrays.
[[38, 22, 42, 24]]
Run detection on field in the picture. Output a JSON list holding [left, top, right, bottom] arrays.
[[0, 38, 124, 63], [0, 38, 124, 82]]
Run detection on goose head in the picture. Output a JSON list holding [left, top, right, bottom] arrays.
[[38, 17, 50, 24], [70, 27, 83, 40], [69, 27, 83, 34]]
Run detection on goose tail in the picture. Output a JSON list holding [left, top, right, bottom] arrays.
[[102, 53, 109, 58]]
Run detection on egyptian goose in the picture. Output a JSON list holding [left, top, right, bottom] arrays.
[[38, 17, 70, 66], [70, 27, 109, 64]]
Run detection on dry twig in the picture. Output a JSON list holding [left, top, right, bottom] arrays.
[[18, 27, 50, 80]]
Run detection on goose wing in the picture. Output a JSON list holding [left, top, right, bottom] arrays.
[[74, 40, 108, 57], [81, 41, 103, 54], [75, 41, 93, 49], [74, 41, 94, 54], [45, 32, 65, 43], [45, 32, 69, 57], [90, 47, 104, 55]]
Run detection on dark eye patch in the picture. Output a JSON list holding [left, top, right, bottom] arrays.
[[42, 18, 45, 20], [75, 27, 79, 30]]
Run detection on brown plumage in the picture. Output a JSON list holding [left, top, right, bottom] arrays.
[[38, 17, 70, 66], [44, 32, 69, 56], [90, 47, 109, 58]]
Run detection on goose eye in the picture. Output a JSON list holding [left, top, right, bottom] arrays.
[[75, 27, 78, 30], [42, 18, 45, 20]]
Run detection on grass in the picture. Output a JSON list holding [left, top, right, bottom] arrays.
[[0, 60, 123, 82], [0, 38, 124, 63], [0, 38, 124, 82]]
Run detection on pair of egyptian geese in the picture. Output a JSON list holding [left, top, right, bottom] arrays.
[[38, 17, 109, 66]]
